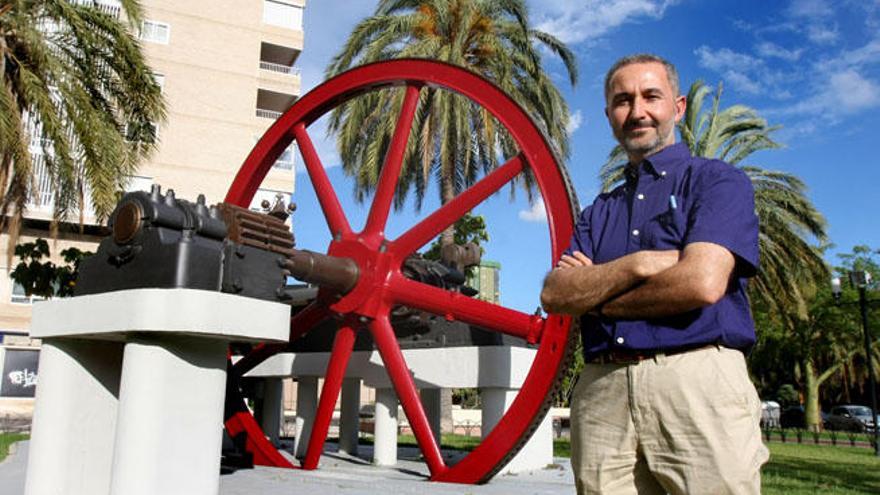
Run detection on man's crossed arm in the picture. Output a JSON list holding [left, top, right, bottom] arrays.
[[540, 242, 735, 319]]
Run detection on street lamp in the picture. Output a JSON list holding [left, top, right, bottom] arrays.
[[832, 271, 879, 456]]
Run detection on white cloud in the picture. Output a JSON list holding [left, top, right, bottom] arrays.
[[566, 110, 583, 135], [755, 42, 804, 61], [694, 46, 766, 94], [772, 69, 880, 118], [532, 0, 679, 44], [518, 201, 547, 223], [830, 70, 880, 111], [786, 0, 834, 18]]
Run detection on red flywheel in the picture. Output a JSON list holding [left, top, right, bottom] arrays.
[[223, 59, 578, 484]]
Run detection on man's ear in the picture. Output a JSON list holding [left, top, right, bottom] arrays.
[[674, 95, 687, 123], [604, 107, 609, 118]]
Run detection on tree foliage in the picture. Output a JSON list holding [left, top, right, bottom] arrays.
[[9, 238, 91, 298], [0, 0, 165, 246], [326, 0, 577, 246]]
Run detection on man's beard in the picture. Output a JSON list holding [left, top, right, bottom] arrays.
[[617, 120, 672, 159]]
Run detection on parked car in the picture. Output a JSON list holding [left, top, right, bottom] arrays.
[[761, 401, 781, 428], [824, 405, 876, 433], [779, 405, 829, 429]]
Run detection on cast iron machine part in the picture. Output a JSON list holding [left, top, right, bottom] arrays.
[[220, 59, 580, 484]]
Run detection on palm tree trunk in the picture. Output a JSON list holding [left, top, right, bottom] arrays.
[[803, 359, 822, 432], [439, 159, 455, 249]]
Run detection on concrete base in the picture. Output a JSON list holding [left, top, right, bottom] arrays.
[[259, 378, 284, 446], [24, 289, 289, 495], [338, 378, 361, 456], [293, 377, 318, 459], [373, 387, 399, 466]]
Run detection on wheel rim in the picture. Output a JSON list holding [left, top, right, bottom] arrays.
[[224, 58, 577, 484]]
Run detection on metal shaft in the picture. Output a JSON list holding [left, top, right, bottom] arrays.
[[285, 249, 359, 294]]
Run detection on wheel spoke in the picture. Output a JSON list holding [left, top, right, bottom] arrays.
[[363, 84, 422, 237], [390, 154, 525, 257], [293, 123, 352, 237], [389, 274, 545, 344], [231, 302, 328, 377], [302, 324, 357, 469], [369, 315, 447, 477]]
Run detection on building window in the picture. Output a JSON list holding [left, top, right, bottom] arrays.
[[125, 175, 154, 193], [139, 20, 170, 44], [263, 0, 303, 30], [10, 280, 46, 305]]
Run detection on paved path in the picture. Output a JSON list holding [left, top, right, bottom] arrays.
[[1, 441, 575, 494]]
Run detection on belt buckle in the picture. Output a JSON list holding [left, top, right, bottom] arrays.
[[606, 351, 644, 365]]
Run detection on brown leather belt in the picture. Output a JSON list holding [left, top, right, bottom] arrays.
[[590, 345, 716, 365]]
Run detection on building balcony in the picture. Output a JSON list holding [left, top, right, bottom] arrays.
[[255, 88, 297, 121], [256, 108, 283, 120], [259, 61, 301, 77]]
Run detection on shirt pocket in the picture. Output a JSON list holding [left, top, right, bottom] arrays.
[[640, 207, 685, 249]]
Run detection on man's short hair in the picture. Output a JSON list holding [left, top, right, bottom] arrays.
[[604, 54, 680, 100]]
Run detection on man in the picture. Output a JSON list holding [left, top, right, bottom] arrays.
[[541, 54, 768, 494]]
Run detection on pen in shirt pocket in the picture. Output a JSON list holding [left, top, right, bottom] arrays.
[[668, 194, 678, 210]]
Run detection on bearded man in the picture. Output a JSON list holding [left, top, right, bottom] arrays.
[[541, 54, 768, 495]]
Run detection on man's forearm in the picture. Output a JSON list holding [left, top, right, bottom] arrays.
[[541, 251, 676, 316], [602, 244, 733, 319]]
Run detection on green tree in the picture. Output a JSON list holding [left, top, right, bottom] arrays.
[[9, 238, 91, 298], [0, 0, 165, 246], [599, 81, 829, 318], [326, 0, 577, 247]]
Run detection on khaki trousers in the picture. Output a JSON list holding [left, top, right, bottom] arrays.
[[570, 346, 769, 495]]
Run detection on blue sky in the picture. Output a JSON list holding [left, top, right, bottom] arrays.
[[286, 0, 880, 313]]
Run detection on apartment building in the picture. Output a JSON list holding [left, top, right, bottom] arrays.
[[0, 0, 306, 401]]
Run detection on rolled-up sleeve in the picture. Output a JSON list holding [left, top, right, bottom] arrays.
[[684, 163, 759, 277], [565, 205, 595, 260]]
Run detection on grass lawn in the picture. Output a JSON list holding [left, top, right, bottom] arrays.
[[378, 434, 880, 493], [763, 443, 880, 494], [0, 433, 28, 463]]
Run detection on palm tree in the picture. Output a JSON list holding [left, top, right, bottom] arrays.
[[598, 81, 829, 318], [0, 0, 165, 247], [326, 0, 577, 247]]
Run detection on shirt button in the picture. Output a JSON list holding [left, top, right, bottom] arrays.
[[632, 229, 640, 236], [637, 193, 645, 200], [616, 337, 625, 344], [660, 170, 667, 177]]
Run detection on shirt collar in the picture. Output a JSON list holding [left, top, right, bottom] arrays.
[[625, 142, 691, 184]]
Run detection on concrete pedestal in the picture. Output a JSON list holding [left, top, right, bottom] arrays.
[[293, 376, 318, 459], [24, 289, 289, 495], [338, 377, 361, 455], [420, 388, 442, 446], [373, 387, 399, 466], [481, 387, 553, 474], [259, 378, 284, 446]]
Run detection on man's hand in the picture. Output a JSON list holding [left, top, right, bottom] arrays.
[[556, 251, 592, 269]]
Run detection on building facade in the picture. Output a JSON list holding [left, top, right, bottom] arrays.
[[0, 0, 305, 384]]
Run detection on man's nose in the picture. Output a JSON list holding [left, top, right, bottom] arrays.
[[630, 97, 647, 119]]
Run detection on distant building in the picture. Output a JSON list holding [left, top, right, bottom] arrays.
[[0, 0, 306, 397], [467, 260, 501, 304]]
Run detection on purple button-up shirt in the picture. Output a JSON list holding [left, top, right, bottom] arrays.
[[566, 142, 759, 360]]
